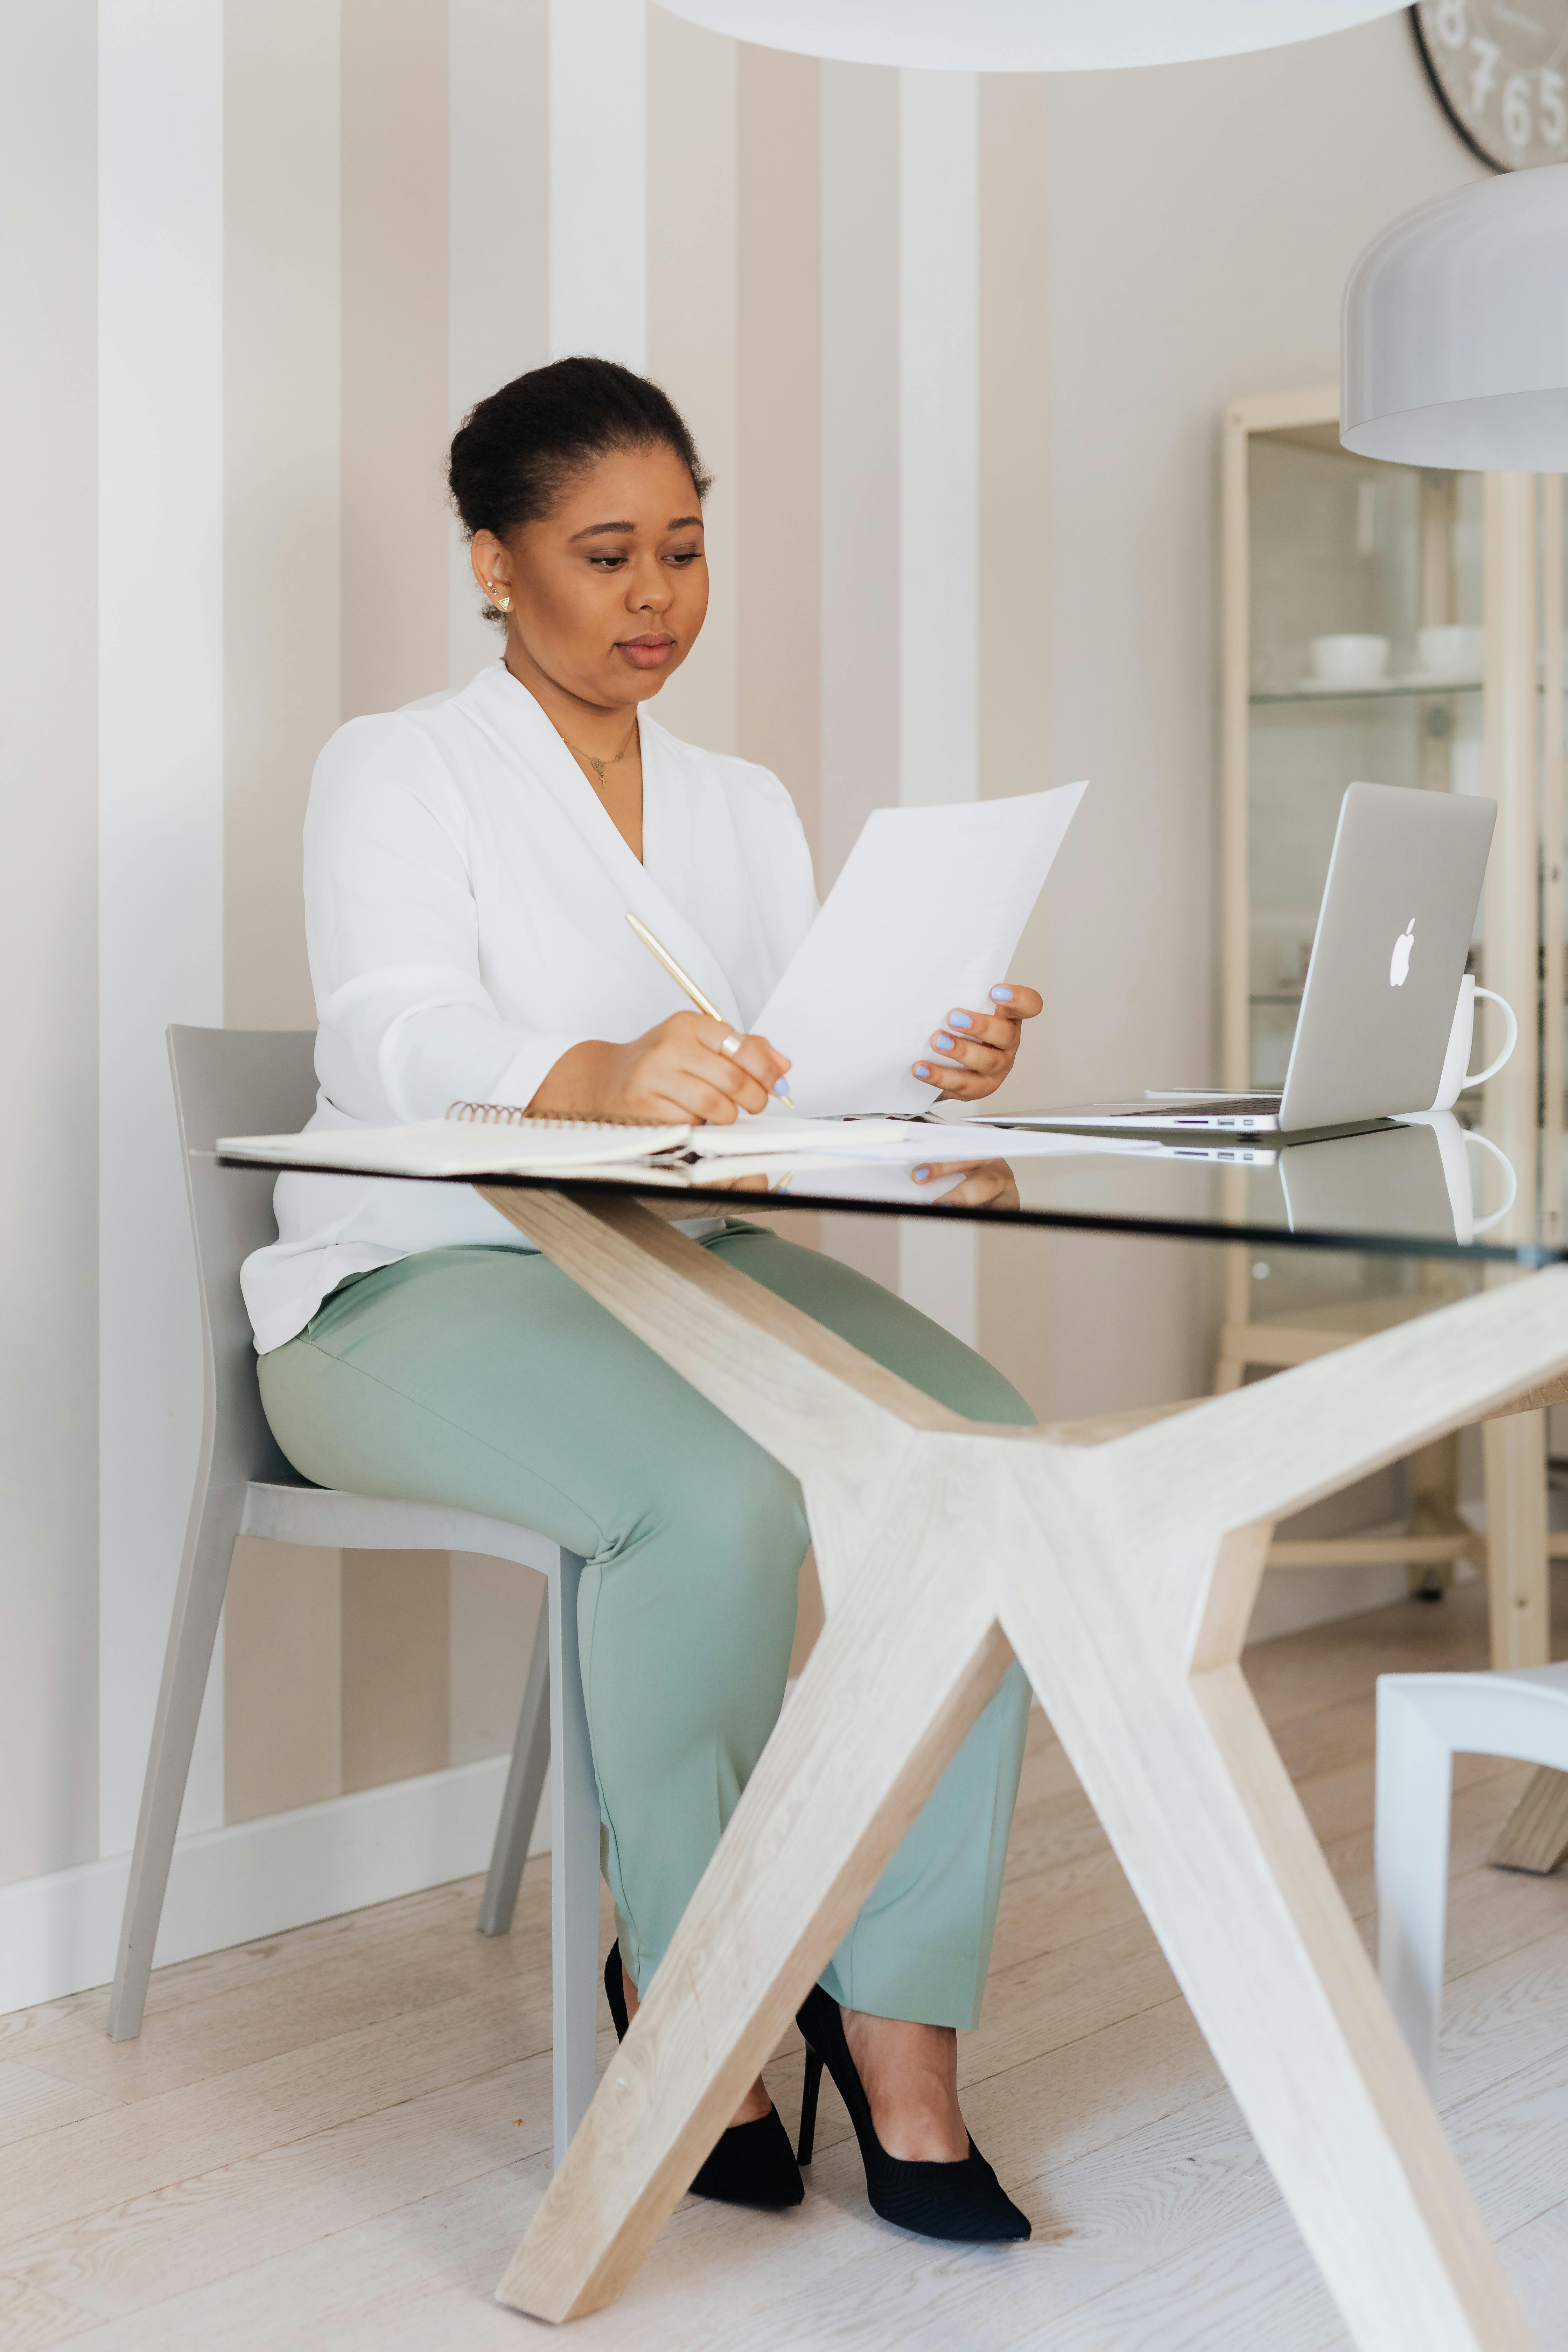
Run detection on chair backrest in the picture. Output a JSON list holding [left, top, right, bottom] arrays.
[[167, 1025, 320, 1491]]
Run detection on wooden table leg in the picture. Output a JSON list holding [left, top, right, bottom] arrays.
[[1489, 1765, 1568, 1873], [1479, 1402, 1561, 1875], [1482, 1408, 1550, 1668], [1461, 1377, 1564, 1870], [478, 1190, 1568, 2348]]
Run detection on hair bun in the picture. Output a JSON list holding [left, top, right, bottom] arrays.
[[448, 356, 710, 562]]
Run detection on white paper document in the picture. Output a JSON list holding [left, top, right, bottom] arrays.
[[751, 783, 1087, 1118]]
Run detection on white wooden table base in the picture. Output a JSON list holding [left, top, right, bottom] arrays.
[[478, 1187, 1568, 2350]]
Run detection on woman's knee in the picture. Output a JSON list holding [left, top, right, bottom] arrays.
[[619, 1431, 807, 1640], [677, 1438, 806, 1599]]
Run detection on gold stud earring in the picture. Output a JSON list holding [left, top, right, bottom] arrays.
[[492, 591, 511, 612]]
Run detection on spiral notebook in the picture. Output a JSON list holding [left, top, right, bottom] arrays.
[[215, 1101, 940, 1180]]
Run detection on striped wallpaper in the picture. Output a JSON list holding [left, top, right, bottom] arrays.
[[2, 0, 1483, 1986]]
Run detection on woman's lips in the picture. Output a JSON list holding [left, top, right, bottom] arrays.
[[618, 634, 675, 670]]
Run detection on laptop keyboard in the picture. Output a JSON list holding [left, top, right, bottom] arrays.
[[1125, 1096, 1281, 1119]]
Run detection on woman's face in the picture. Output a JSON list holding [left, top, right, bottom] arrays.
[[472, 442, 708, 712]]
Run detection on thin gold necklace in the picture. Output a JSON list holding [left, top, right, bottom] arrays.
[[562, 715, 638, 789]]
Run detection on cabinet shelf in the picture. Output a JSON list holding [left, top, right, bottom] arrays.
[[1250, 679, 1483, 706]]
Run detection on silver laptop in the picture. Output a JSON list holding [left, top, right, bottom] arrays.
[[981, 782, 1495, 1139]]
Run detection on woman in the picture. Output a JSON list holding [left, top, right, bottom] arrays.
[[245, 358, 1043, 2242]]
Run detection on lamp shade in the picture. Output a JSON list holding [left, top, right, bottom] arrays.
[[652, 0, 1405, 72], [1342, 164, 1568, 469]]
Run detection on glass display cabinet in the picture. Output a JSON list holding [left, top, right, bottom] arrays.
[[1219, 386, 1564, 1665]]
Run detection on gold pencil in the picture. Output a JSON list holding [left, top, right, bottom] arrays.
[[624, 912, 795, 1111]]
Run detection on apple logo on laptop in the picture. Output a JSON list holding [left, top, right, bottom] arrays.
[[1390, 918, 1415, 987]]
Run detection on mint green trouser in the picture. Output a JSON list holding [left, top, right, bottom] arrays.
[[258, 1231, 1034, 2029]]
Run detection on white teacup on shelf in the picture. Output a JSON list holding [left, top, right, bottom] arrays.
[[1309, 633, 1389, 685], [1416, 623, 1483, 681], [1430, 974, 1517, 1111]]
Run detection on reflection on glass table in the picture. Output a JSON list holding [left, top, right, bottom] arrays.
[[601, 1110, 1529, 1261], [224, 1110, 1549, 1265]]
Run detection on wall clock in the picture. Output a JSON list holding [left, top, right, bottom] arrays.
[[1413, 0, 1568, 169]]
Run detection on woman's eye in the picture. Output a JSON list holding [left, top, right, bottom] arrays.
[[589, 554, 627, 570], [667, 548, 701, 567]]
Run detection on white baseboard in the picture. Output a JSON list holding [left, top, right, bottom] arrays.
[[0, 1753, 550, 2018]]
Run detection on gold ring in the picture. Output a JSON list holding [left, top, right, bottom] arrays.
[[719, 1033, 742, 1058]]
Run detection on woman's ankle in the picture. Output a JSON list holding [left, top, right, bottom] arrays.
[[840, 2009, 969, 2162]]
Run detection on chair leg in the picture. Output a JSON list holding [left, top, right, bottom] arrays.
[[478, 1593, 551, 1937], [1375, 1679, 1457, 2090], [549, 1548, 601, 2170], [107, 1480, 246, 2041], [1489, 1763, 1568, 1874]]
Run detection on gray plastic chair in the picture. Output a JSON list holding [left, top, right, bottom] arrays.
[[107, 1027, 601, 2168]]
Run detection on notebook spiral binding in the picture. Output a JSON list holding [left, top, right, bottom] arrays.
[[445, 1102, 662, 1130]]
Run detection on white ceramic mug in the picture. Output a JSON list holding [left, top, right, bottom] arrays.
[[1310, 632, 1390, 685], [1416, 623, 1484, 681], [1430, 974, 1518, 1111]]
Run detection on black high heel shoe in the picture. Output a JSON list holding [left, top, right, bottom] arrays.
[[794, 1985, 1029, 2243], [604, 1945, 803, 2210]]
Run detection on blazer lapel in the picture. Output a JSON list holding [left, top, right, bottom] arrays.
[[467, 665, 744, 1030]]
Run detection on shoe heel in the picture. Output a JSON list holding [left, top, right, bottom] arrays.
[[797, 2047, 822, 2165]]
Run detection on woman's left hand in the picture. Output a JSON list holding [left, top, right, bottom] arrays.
[[912, 982, 1043, 1103]]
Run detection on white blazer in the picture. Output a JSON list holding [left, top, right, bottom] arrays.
[[241, 662, 819, 1352]]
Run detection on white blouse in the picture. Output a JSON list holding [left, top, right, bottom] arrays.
[[241, 661, 820, 1353]]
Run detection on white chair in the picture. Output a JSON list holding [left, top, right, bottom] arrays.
[[1376, 1661, 1568, 2087], [108, 1026, 601, 2167]]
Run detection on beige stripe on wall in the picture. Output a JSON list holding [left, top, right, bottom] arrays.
[[819, 61, 900, 892], [225, 1543, 343, 1823], [341, 1551, 450, 1793], [224, 0, 341, 1033], [975, 73, 1055, 1419], [340, 0, 451, 724], [817, 61, 899, 1292], [646, 8, 739, 756], [334, 0, 453, 1790], [732, 38, 825, 1269], [737, 43, 822, 862]]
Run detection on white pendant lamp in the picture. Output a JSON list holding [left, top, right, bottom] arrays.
[[652, 0, 1405, 73], [1342, 164, 1568, 470]]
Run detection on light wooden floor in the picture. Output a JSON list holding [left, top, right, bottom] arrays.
[[6, 1580, 1568, 2352]]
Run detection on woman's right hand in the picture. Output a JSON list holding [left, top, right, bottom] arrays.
[[532, 1012, 791, 1124]]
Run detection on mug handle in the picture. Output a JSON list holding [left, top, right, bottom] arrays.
[[1465, 1129, 1518, 1233], [1465, 987, 1518, 1088]]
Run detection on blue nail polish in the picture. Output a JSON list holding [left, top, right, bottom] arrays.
[[990, 986, 1013, 1003], [934, 1033, 955, 1052], [948, 1009, 972, 1028], [915, 1064, 931, 1080], [912, 1166, 930, 1182], [774, 1077, 789, 1095]]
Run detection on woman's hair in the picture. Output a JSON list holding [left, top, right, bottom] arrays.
[[448, 356, 711, 618]]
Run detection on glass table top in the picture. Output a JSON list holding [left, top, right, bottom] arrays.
[[219, 1109, 1567, 1266]]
